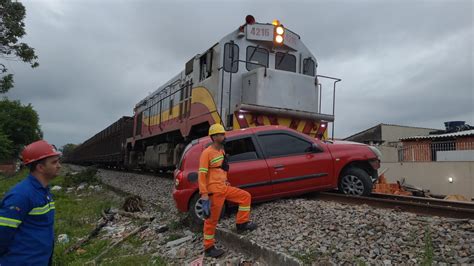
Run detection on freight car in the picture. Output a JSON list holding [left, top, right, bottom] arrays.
[[70, 16, 341, 171], [67, 116, 133, 166]]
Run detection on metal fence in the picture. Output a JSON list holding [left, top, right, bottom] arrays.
[[398, 140, 473, 162]]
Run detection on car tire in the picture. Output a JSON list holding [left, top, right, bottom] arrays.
[[338, 167, 373, 196], [189, 193, 226, 226]]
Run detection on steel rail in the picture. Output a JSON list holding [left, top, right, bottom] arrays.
[[316, 192, 474, 219]]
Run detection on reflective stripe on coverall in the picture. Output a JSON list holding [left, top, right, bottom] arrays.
[[198, 145, 251, 249]]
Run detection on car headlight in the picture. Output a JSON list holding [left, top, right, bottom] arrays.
[[368, 146, 382, 160]]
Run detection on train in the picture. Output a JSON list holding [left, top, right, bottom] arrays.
[[67, 15, 341, 170]]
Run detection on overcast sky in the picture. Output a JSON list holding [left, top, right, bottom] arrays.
[[5, 0, 473, 147]]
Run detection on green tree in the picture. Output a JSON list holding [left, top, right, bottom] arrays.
[[0, 99, 42, 158], [61, 143, 77, 159], [0, 129, 13, 161], [0, 0, 39, 93]]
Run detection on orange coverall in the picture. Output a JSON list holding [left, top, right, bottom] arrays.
[[198, 145, 251, 249]]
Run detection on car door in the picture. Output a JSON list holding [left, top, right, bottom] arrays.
[[223, 134, 272, 201], [255, 130, 333, 195]]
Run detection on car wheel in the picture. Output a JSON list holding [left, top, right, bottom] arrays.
[[338, 167, 373, 196], [189, 193, 226, 226]]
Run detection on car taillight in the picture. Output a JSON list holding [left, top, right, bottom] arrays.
[[175, 171, 184, 188]]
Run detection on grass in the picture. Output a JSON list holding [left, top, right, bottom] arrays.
[[59, 167, 99, 187], [0, 168, 28, 198], [168, 219, 185, 230], [126, 235, 147, 248], [165, 233, 185, 243], [421, 226, 434, 265], [101, 254, 166, 266], [355, 258, 367, 266], [0, 167, 166, 265], [294, 250, 323, 265]]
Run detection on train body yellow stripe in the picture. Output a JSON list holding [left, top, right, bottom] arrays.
[[143, 86, 222, 126], [233, 113, 329, 139]]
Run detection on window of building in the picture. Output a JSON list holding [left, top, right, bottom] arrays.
[[224, 137, 259, 162], [246, 46, 269, 71], [275, 52, 296, 72], [303, 57, 315, 76], [258, 133, 312, 158], [223, 42, 239, 73]]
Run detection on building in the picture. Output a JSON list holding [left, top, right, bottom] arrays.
[[344, 123, 440, 147], [0, 159, 20, 175], [399, 129, 474, 162], [344, 123, 440, 162], [378, 122, 474, 199]]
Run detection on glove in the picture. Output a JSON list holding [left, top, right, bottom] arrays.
[[202, 199, 211, 219], [221, 154, 230, 172]]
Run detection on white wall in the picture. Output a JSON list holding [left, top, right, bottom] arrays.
[[379, 146, 399, 163], [381, 125, 438, 144], [437, 150, 474, 161], [380, 162, 474, 200]]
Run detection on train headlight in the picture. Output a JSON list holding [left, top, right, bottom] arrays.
[[276, 26, 284, 35], [275, 35, 283, 44], [273, 22, 285, 45]]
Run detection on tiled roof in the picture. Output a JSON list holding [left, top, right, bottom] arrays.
[[401, 129, 474, 140]]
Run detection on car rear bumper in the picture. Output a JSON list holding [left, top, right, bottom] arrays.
[[172, 187, 196, 213]]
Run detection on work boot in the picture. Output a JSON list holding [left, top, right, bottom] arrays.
[[204, 246, 225, 258], [236, 221, 258, 234]]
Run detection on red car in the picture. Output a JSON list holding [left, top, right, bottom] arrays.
[[173, 125, 381, 223]]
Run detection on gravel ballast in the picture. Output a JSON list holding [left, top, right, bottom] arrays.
[[95, 168, 260, 265], [73, 166, 472, 265], [221, 197, 473, 265]]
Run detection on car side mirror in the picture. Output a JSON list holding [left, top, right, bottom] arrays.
[[306, 143, 322, 153]]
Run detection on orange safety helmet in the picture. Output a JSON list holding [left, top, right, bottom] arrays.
[[21, 140, 61, 165]]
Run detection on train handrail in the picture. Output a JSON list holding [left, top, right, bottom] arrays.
[[230, 59, 268, 76], [316, 75, 341, 140]]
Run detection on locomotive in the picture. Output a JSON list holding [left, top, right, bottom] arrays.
[[68, 16, 341, 170]]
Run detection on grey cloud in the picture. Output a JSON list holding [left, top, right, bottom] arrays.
[[4, 0, 473, 146]]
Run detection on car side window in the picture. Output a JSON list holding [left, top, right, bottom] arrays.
[[224, 137, 258, 162], [258, 133, 312, 158]]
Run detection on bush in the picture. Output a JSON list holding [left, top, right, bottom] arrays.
[[0, 130, 13, 162], [61, 167, 99, 187]]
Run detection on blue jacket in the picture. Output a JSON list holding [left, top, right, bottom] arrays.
[[0, 174, 55, 266]]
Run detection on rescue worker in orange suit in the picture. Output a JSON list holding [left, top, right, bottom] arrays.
[[199, 124, 257, 258]]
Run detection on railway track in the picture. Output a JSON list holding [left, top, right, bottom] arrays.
[[93, 165, 174, 178], [316, 192, 474, 219], [72, 165, 474, 219]]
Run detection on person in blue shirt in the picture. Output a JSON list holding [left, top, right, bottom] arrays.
[[0, 140, 61, 266]]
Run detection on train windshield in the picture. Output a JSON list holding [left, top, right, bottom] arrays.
[[246, 46, 269, 71], [275, 52, 296, 72]]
